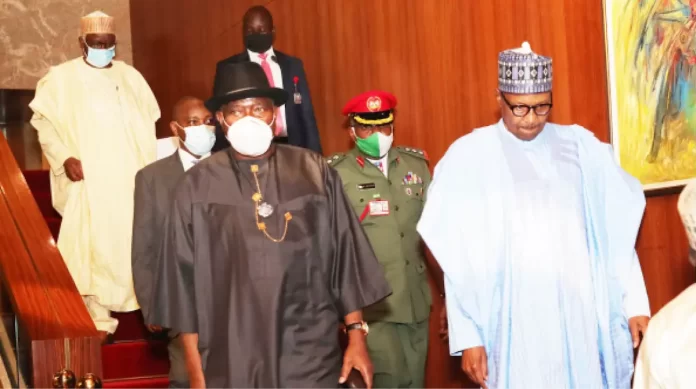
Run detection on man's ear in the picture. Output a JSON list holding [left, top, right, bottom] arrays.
[[216, 111, 229, 135], [170, 121, 180, 137], [78, 36, 87, 55], [495, 89, 504, 108]]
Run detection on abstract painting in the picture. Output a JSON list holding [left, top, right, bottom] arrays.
[[604, 0, 696, 190]]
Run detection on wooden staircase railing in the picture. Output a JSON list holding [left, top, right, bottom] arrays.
[[0, 133, 101, 387]]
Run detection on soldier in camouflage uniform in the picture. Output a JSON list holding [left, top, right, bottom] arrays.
[[328, 90, 439, 388]]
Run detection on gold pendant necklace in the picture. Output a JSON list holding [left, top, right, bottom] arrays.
[[251, 164, 291, 242]]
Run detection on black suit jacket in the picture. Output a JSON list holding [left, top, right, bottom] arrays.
[[132, 152, 186, 323], [211, 50, 322, 154]]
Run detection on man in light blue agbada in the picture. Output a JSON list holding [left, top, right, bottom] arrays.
[[417, 42, 651, 389]]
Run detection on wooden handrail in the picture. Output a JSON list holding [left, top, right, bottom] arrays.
[[0, 133, 101, 387]]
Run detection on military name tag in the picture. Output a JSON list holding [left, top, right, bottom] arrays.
[[358, 182, 376, 190], [368, 200, 390, 216]]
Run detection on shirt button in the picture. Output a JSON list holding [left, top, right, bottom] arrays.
[[395, 205, 400, 211], [400, 232, 405, 238], [405, 260, 410, 265], [388, 180, 392, 185]]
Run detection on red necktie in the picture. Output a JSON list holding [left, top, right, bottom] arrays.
[[258, 53, 284, 136]]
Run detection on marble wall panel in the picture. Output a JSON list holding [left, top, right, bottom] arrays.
[[0, 0, 132, 90]]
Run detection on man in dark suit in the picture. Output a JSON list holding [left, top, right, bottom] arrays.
[[131, 96, 216, 388], [211, 5, 322, 154]]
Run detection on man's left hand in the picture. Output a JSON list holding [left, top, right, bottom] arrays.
[[629, 316, 650, 348], [339, 332, 373, 389]]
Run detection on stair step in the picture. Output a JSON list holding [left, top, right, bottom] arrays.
[[21, 169, 171, 384], [103, 375, 169, 388], [102, 341, 169, 380], [111, 311, 150, 342], [22, 170, 51, 195], [46, 217, 61, 240], [34, 192, 61, 219]]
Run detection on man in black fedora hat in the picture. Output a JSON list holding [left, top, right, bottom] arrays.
[[149, 61, 390, 388]]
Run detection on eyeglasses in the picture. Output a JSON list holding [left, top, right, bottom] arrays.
[[500, 93, 553, 117]]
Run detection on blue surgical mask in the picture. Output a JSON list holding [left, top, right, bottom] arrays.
[[85, 45, 115, 68], [178, 124, 216, 156]]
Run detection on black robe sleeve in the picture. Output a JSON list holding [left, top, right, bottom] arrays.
[[150, 177, 198, 333], [327, 167, 392, 317]]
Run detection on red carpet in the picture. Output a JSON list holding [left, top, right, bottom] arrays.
[[22, 170, 170, 388], [103, 376, 170, 388], [111, 311, 151, 342], [102, 341, 170, 379]]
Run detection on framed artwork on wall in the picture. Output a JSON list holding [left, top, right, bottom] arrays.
[[604, 0, 696, 191]]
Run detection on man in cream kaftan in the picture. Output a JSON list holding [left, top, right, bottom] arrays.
[[417, 43, 651, 388], [633, 284, 696, 389], [632, 180, 696, 388], [28, 11, 159, 335]]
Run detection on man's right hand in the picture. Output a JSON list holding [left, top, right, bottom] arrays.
[[146, 324, 163, 333], [461, 346, 488, 389], [63, 157, 84, 182]]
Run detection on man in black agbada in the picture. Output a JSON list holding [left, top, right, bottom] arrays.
[[150, 61, 391, 388]]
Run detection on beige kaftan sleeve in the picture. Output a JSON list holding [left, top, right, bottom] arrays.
[[133, 68, 161, 125], [29, 68, 74, 176]]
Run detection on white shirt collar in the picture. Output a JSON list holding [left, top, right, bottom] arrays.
[[497, 119, 549, 150], [366, 155, 389, 178], [247, 46, 276, 60], [178, 147, 210, 171]]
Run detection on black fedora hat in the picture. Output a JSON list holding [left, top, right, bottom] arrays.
[[206, 62, 288, 112]]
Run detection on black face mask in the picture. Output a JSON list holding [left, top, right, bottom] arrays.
[[244, 33, 273, 53]]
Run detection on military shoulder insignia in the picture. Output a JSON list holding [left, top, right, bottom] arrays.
[[326, 153, 348, 167], [355, 155, 365, 168], [397, 146, 429, 162]]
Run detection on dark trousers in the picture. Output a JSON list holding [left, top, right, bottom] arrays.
[[367, 320, 430, 388], [168, 334, 189, 388]]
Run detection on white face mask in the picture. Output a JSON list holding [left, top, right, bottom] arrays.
[[177, 124, 216, 156], [375, 131, 394, 158], [223, 116, 275, 157]]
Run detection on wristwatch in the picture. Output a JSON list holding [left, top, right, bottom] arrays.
[[344, 321, 369, 335]]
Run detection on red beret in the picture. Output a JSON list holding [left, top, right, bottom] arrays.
[[342, 90, 397, 115]]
